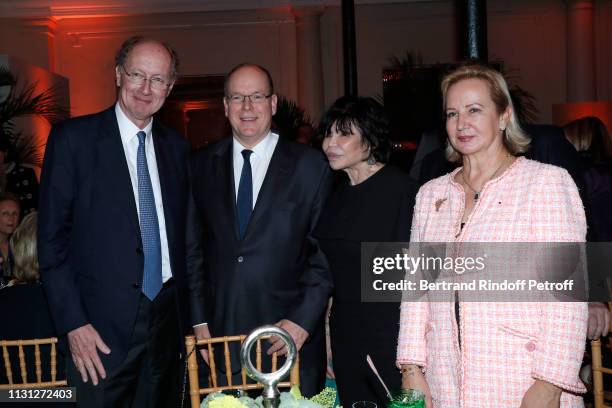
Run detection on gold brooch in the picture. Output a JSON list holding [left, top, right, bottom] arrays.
[[435, 198, 447, 212]]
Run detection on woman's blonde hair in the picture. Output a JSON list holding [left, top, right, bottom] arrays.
[[441, 64, 531, 162], [10, 212, 38, 283]]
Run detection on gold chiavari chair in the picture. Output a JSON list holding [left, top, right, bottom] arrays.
[[592, 302, 612, 408], [0, 337, 67, 389], [185, 334, 300, 407]]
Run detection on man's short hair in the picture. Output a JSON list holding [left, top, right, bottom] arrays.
[[114, 36, 180, 79], [224, 63, 274, 97]]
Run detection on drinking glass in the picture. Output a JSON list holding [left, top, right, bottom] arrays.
[[352, 401, 377, 408]]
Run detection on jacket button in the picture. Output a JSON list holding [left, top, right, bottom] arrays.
[[237, 256, 244, 263], [525, 342, 536, 352], [136, 247, 143, 255], [132, 283, 140, 288]]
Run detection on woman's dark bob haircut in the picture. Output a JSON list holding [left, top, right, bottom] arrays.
[[318, 96, 392, 164]]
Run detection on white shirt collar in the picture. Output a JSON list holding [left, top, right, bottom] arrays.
[[115, 103, 153, 142], [232, 131, 275, 159]]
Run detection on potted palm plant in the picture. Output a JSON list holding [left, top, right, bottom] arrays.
[[0, 66, 69, 213]]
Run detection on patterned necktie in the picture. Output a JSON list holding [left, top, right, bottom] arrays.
[[236, 149, 253, 239], [137, 131, 162, 300]]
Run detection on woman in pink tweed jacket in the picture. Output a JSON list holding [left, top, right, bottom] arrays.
[[396, 65, 588, 408]]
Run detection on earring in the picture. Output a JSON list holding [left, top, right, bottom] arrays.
[[367, 156, 376, 165]]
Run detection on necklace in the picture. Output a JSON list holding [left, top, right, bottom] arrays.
[[461, 156, 510, 201]]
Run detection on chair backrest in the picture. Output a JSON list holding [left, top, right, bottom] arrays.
[[0, 337, 67, 389], [592, 302, 612, 408], [185, 334, 300, 407]]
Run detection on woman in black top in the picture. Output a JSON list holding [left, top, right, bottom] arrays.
[[314, 96, 418, 406]]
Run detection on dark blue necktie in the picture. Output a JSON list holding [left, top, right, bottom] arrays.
[[137, 131, 162, 300], [236, 149, 253, 239]]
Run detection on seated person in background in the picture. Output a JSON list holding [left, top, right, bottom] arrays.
[[0, 212, 64, 384], [564, 117, 611, 340], [0, 192, 20, 285], [563, 116, 612, 243]]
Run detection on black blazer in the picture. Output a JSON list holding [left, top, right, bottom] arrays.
[[189, 136, 333, 386], [38, 107, 197, 372]]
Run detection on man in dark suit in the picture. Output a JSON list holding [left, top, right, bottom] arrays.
[[38, 36, 200, 407], [190, 63, 333, 396]]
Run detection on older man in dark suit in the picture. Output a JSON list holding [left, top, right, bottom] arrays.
[[38, 36, 201, 407], [190, 63, 333, 396]]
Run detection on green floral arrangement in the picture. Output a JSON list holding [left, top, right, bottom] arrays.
[[201, 386, 338, 408]]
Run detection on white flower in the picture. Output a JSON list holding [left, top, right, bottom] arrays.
[[200, 388, 335, 408]]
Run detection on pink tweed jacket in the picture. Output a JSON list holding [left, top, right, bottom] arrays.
[[397, 157, 588, 408]]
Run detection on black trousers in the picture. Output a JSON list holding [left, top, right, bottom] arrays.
[[67, 283, 181, 408]]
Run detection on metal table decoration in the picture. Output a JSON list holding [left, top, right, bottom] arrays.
[[240, 325, 297, 408]]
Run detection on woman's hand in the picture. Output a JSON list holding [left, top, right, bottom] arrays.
[[520, 380, 561, 408], [326, 357, 335, 379], [587, 302, 610, 339], [325, 298, 334, 379], [401, 365, 432, 408]]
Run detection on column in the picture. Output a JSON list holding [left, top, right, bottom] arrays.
[[456, 0, 488, 61], [22, 18, 58, 71], [341, 0, 358, 97], [566, 0, 596, 102]]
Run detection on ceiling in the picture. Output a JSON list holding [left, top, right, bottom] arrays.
[[0, 0, 428, 19]]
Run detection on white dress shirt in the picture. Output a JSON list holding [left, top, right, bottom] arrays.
[[115, 103, 172, 283], [232, 132, 279, 206]]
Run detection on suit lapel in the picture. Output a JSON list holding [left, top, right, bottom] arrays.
[[152, 122, 178, 254], [98, 108, 140, 235], [214, 139, 240, 239], [245, 138, 294, 238]]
